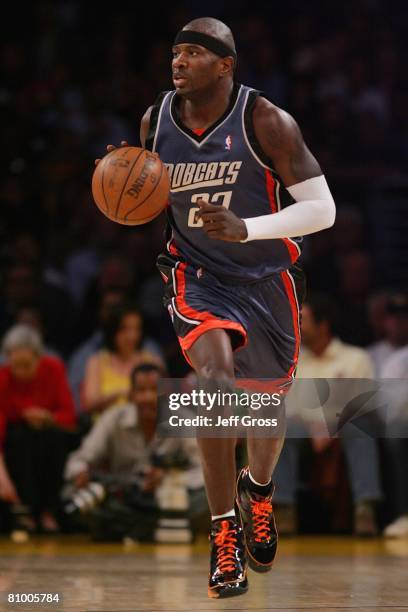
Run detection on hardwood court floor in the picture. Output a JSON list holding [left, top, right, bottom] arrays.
[[0, 536, 408, 611]]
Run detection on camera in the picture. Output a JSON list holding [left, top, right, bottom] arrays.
[[64, 482, 106, 515]]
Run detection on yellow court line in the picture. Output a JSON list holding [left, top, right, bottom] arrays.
[[0, 535, 407, 558]]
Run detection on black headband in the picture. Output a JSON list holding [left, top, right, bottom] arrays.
[[174, 30, 237, 62]]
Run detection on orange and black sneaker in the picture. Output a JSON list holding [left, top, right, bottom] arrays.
[[236, 467, 278, 573], [208, 518, 248, 599]]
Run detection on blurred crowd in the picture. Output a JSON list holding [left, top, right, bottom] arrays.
[[0, 0, 407, 540]]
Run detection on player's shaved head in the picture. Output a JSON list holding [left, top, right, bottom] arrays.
[[172, 17, 236, 95], [183, 17, 236, 55]]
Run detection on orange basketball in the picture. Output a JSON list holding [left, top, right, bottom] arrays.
[[92, 146, 170, 225]]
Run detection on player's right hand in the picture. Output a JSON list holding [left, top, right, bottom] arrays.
[[95, 140, 129, 166]]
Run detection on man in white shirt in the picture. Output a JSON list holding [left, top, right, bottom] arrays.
[[274, 293, 382, 536], [64, 363, 205, 540], [368, 293, 408, 376], [381, 339, 408, 538]]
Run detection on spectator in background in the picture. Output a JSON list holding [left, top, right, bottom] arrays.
[[303, 206, 363, 297], [0, 262, 75, 357], [68, 288, 126, 411], [64, 363, 205, 541], [380, 332, 408, 538], [0, 325, 76, 534], [69, 289, 164, 412], [82, 304, 163, 416], [274, 293, 382, 536], [367, 291, 390, 373], [369, 294, 408, 375], [74, 255, 135, 344], [336, 250, 373, 346], [0, 305, 58, 365]]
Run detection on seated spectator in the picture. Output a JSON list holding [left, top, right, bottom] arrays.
[[336, 250, 373, 346], [73, 255, 136, 344], [369, 293, 408, 375], [274, 293, 382, 536], [0, 325, 76, 534], [64, 363, 205, 541], [69, 289, 162, 411], [381, 344, 408, 538], [0, 306, 58, 366], [82, 304, 163, 416], [367, 291, 390, 372], [14, 306, 59, 357], [68, 288, 125, 411]]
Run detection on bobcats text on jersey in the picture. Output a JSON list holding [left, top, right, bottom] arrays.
[[167, 160, 242, 192]]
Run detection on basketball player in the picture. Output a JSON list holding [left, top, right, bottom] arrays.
[[100, 17, 336, 599]]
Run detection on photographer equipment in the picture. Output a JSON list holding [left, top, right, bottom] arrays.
[[64, 482, 106, 515]]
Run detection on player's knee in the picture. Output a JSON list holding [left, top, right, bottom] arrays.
[[187, 329, 235, 380], [196, 363, 233, 381]]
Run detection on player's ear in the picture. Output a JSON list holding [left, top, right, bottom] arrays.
[[219, 57, 234, 78]]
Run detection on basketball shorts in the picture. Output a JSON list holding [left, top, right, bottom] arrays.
[[157, 252, 306, 381]]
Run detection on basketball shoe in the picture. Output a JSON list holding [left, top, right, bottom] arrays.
[[236, 466, 278, 572], [208, 517, 248, 598]]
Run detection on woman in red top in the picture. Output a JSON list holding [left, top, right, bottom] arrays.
[[0, 325, 76, 533]]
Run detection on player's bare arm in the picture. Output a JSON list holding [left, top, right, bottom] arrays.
[[140, 106, 153, 149], [252, 96, 322, 185], [198, 97, 336, 242]]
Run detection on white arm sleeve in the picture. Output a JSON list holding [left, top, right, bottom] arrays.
[[241, 175, 336, 242]]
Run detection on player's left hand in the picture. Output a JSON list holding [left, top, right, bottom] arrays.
[[196, 199, 248, 242]]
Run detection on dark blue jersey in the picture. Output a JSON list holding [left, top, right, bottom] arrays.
[[147, 84, 302, 283]]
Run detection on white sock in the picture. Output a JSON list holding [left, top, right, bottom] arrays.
[[211, 508, 235, 521], [248, 469, 271, 487]]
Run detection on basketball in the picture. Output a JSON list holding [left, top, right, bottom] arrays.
[[92, 146, 170, 225]]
